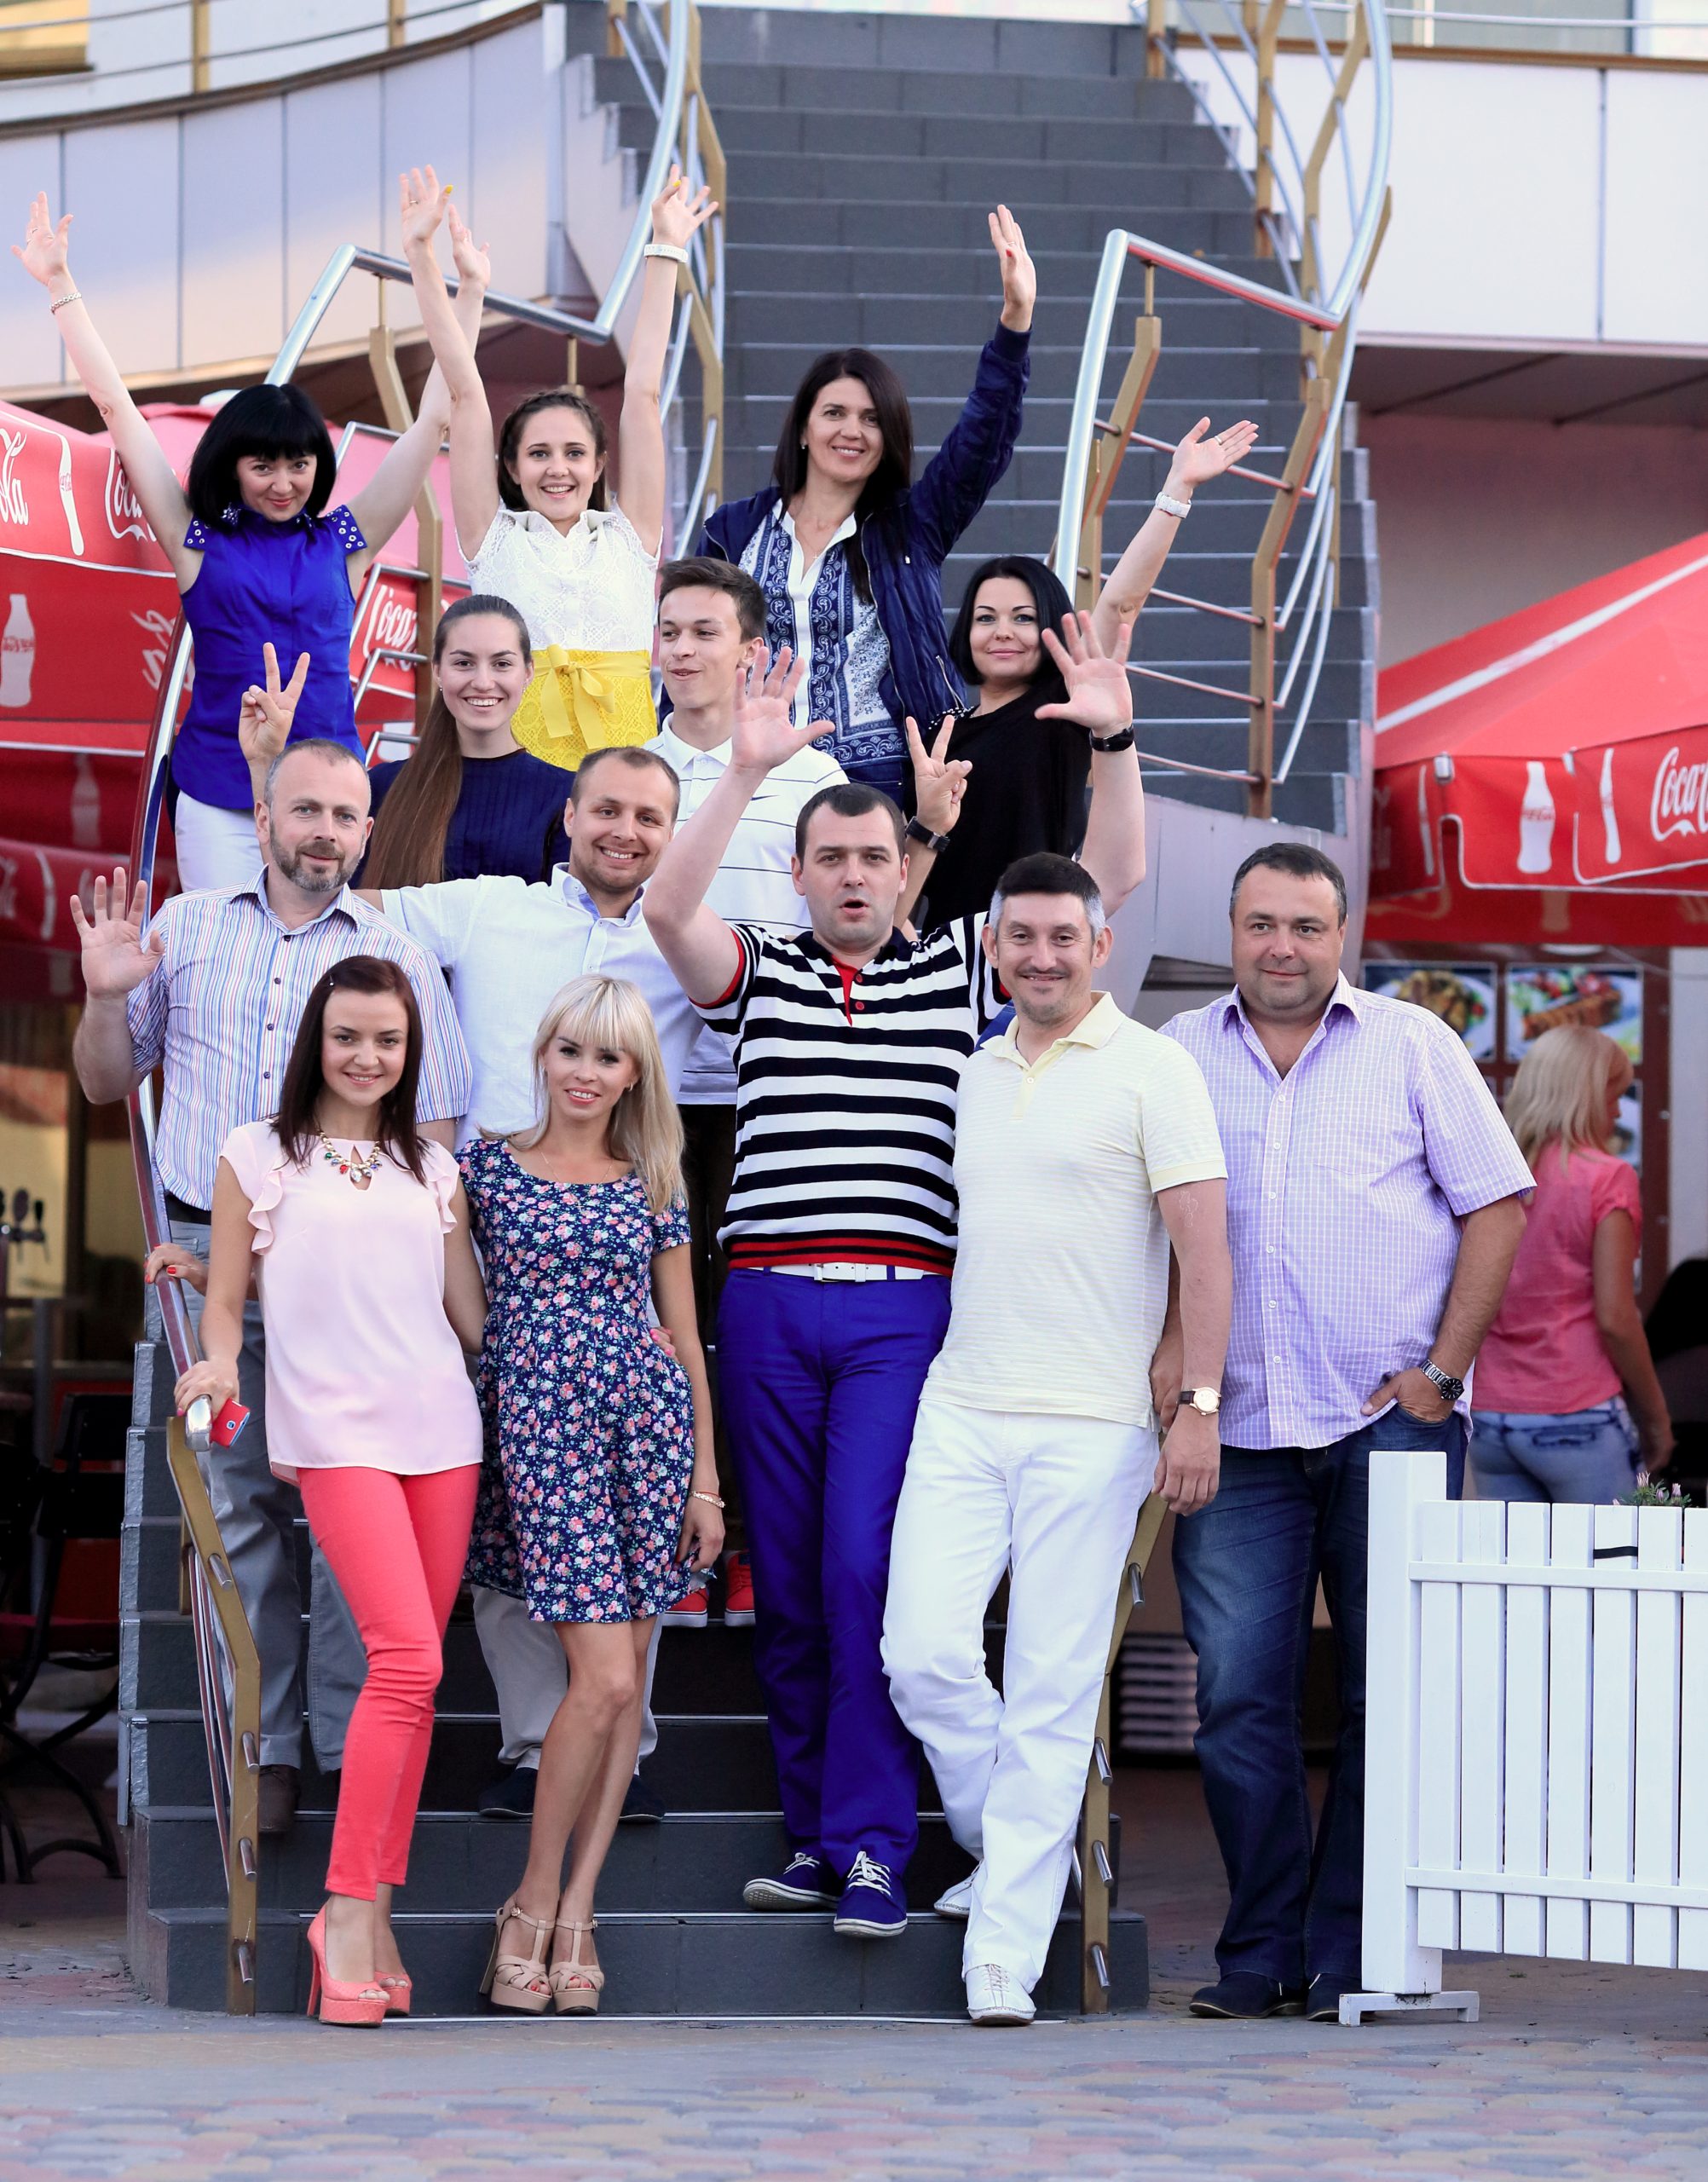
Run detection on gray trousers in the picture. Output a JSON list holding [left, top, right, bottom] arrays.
[[472, 1585, 661, 1772], [153, 1215, 366, 1769]]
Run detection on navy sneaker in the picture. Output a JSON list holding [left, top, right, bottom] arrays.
[[1307, 1973, 1352, 2023], [476, 1763, 537, 1820], [1188, 1972, 1298, 2019], [833, 1850, 907, 1939], [742, 1852, 840, 1912]]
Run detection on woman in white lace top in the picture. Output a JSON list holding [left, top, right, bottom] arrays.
[[403, 163, 715, 771]]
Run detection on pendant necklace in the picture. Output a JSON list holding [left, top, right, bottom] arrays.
[[318, 1132, 384, 1190]]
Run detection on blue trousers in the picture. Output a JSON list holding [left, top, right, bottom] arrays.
[[716, 1268, 951, 1875], [1173, 1407, 1467, 1988], [1471, 1400, 1638, 1504]]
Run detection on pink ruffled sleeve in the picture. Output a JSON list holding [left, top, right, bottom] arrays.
[[423, 1140, 463, 1236], [216, 1122, 287, 1256]]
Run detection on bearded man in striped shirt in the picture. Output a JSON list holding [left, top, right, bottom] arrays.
[[643, 615, 1146, 1941]]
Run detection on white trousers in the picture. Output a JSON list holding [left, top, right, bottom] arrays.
[[882, 1398, 1153, 1989], [173, 790, 264, 893], [472, 1585, 661, 1772]]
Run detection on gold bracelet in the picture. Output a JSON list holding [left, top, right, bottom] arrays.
[[49, 291, 84, 314], [690, 1489, 724, 1510]]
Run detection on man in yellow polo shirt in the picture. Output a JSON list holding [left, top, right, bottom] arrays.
[[881, 851, 1231, 2025]]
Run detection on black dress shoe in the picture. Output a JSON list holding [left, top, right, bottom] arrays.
[[620, 1767, 666, 1824], [257, 1764, 300, 1838], [1188, 1971, 1298, 2019], [476, 1763, 539, 1819], [1307, 1974, 1352, 2023]]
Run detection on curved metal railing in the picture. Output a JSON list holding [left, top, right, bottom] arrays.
[[124, 0, 724, 2009], [1053, 0, 1392, 819]]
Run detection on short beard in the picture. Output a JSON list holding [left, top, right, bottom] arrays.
[[273, 841, 355, 896]]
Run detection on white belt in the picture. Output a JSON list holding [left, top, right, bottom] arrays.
[[765, 1262, 939, 1283]]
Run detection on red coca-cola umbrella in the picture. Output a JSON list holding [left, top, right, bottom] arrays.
[[1371, 534, 1708, 906]]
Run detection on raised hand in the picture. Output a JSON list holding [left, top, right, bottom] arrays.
[[238, 643, 310, 781], [68, 869, 164, 1000], [730, 646, 834, 776], [447, 205, 491, 292], [145, 1242, 208, 1296], [399, 165, 451, 257], [1167, 416, 1260, 495], [989, 204, 1036, 334], [650, 164, 717, 251], [1036, 613, 1134, 742], [12, 190, 72, 289], [904, 714, 971, 839]]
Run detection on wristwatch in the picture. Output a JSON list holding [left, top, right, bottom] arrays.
[[1421, 1360, 1465, 1406], [1180, 1387, 1220, 1418], [904, 817, 951, 855], [1088, 725, 1136, 753]]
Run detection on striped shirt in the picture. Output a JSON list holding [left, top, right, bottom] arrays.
[[646, 722, 845, 1105], [697, 917, 1003, 1272], [1163, 976, 1532, 1451], [127, 874, 473, 1212]]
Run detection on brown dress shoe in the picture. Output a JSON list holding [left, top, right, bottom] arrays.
[[257, 1763, 300, 1836]]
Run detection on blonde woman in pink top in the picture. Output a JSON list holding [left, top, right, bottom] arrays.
[[1472, 1025, 1672, 1502], [169, 956, 488, 2026]]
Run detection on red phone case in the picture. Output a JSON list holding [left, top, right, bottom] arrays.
[[211, 1398, 251, 1447]]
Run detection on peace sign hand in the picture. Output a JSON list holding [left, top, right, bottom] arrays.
[[68, 869, 164, 1001], [904, 714, 972, 839], [12, 190, 72, 289], [399, 165, 451, 257], [238, 643, 310, 780], [989, 205, 1036, 334], [1036, 613, 1134, 742], [730, 646, 834, 777]]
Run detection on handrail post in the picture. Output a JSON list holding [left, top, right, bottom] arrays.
[[1248, 378, 1330, 820], [606, 0, 628, 60], [1075, 314, 1163, 615], [1080, 1492, 1169, 2013], [1146, 0, 1168, 78], [190, 0, 210, 93], [1252, 0, 1288, 259]]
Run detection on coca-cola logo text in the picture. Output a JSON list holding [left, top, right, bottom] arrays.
[[133, 607, 177, 692], [364, 594, 419, 659], [1650, 746, 1708, 844], [106, 450, 155, 544], [0, 432, 26, 526]]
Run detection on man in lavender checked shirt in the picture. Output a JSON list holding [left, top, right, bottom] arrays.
[[1160, 841, 1532, 2026]]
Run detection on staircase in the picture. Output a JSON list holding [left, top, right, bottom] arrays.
[[123, 1333, 1144, 2012], [587, 2, 1376, 838]]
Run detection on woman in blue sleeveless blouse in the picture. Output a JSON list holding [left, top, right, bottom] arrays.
[[14, 185, 487, 891]]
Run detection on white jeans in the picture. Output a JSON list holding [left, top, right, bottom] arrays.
[[174, 790, 263, 892], [882, 1398, 1153, 1989], [472, 1585, 661, 1772]]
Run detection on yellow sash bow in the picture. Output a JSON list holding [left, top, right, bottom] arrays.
[[511, 647, 655, 772]]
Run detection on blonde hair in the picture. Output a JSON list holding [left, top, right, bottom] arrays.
[[1503, 1025, 1631, 1175], [504, 973, 684, 1214]]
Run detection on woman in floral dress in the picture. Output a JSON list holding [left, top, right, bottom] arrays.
[[460, 974, 721, 2014]]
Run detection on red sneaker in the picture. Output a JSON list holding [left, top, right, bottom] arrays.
[[664, 1580, 709, 1630], [722, 1550, 755, 1627]]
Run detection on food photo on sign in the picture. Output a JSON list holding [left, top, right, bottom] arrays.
[[1364, 962, 1497, 1060], [1505, 965, 1642, 1063]]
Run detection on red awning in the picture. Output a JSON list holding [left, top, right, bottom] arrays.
[[1371, 534, 1708, 903]]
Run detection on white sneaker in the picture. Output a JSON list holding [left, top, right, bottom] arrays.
[[934, 1871, 976, 1920], [966, 1962, 1035, 2026]]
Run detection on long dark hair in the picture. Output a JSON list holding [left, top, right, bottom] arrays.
[[947, 557, 1075, 691], [497, 389, 609, 514], [770, 348, 914, 602], [274, 957, 429, 1185], [186, 384, 338, 526], [363, 597, 534, 890]]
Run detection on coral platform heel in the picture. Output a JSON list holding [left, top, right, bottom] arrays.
[[304, 1907, 388, 2027]]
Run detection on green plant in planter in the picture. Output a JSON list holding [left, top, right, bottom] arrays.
[[1616, 1477, 1694, 1509]]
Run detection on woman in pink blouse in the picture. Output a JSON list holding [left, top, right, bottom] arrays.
[[1473, 1026, 1672, 1502], [170, 957, 488, 2026]]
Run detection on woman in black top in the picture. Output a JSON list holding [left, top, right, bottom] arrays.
[[920, 415, 1259, 925]]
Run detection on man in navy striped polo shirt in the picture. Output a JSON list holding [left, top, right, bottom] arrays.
[[643, 615, 1146, 1938]]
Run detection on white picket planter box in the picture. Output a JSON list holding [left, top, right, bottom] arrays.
[[1349, 1451, 1708, 2024]]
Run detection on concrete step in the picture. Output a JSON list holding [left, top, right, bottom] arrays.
[[130, 1900, 1148, 2017], [724, 338, 1299, 407], [718, 147, 1249, 211], [724, 198, 1260, 257], [633, 100, 1228, 170], [680, 58, 1198, 118], [696, 7, 1154, 80]]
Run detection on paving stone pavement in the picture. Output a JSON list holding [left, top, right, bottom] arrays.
[[2, 1778, 1705, 2181]]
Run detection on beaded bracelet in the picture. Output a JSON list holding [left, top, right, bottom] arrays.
[[49, 292, 84, 314], [690, 1489, 725, 1510], [644, 241, 690, 267]]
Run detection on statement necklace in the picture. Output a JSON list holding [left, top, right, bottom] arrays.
[[318, 1132, 383, 1190]]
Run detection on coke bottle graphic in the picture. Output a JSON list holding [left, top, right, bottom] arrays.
[[71, 753, 101, 850], [1516, 759, 1555, 875], [1598, 748, 1622, 867], [0, 593, 34, 708]]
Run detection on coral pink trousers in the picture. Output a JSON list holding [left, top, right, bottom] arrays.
[[296, 1464, 478, 1900]]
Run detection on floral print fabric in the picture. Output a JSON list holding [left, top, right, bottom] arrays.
[[459, 1138, 695, 1623]]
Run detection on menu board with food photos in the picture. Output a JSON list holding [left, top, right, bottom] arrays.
[[1364, 965, 1497, 1061], [1506, 966, 1642, 1063]]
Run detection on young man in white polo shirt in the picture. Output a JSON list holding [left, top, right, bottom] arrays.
[[881, 852, 1231, 2024], [648, 560, 845, 1631]]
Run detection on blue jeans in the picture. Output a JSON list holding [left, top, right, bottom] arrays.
[[1470, 1400, 1638, 1504], [716, 1267, 951, 1876], [1173, 1407, 1467, 1988]]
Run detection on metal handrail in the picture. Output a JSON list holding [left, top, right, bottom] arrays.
[[120, 0, 723, 2012], [1052, 0, 1390, 819]]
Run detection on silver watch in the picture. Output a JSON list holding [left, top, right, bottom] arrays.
[[1421, 1360, 1464, 1406]]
